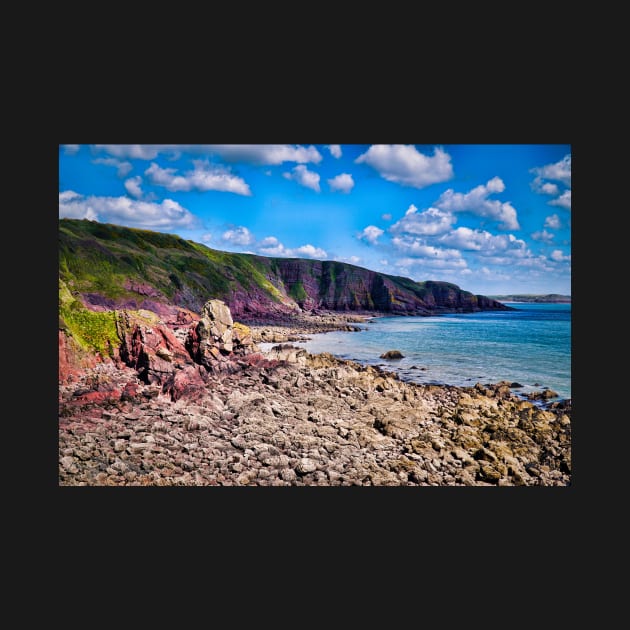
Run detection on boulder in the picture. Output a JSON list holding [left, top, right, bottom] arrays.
[[380, 350, 404, 359]]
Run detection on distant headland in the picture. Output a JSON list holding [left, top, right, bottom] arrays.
[[488, 294, 571, 303]]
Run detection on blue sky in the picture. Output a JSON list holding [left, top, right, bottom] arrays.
[[59, 144, 571, 296]]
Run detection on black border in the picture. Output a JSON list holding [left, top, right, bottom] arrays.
[[49, 73, 583, 594]]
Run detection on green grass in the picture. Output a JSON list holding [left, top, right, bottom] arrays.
[[288, 280, 308, 303], [59, 280, 120, 358]]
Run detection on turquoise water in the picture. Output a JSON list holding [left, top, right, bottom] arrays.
[[284, 303, 572, 401]]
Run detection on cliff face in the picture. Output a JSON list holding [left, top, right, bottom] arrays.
[[59, 218, 510, 320]]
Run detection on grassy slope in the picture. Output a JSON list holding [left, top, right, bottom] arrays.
[[59, 218, 497, 322], [59, 218, 284, 308]]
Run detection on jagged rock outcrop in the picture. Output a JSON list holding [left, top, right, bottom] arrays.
[[60, 299, 263, 402], [186, 299, 259, 371]]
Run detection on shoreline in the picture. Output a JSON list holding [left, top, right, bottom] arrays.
[[247, 311, 571, 405], [59, 345, 571, 486], [59, 309, 572, 486]]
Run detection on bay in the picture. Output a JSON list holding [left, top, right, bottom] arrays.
[[281, 302, 571, 401]]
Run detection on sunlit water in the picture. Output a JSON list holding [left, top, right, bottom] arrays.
[[261, 303, 571, 401]]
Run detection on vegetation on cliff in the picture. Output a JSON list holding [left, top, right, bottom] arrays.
[[59, 218, 510, 320]]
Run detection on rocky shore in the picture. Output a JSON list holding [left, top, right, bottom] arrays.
[[246, 311, 373, 343], [59, 301, 571, 486]]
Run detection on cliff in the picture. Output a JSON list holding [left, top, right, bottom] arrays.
[[59, 218, 510, 322]]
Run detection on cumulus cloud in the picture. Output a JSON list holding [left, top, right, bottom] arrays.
[[531, 154, 571, 187], [532, 181, 560, 196], [257, 236, 327, 259], [435, 176, 520, 231], [544, 214, 561, 229], [93, 145, 163, 160], [62, 144, 80, 155], [201, 233, 212, 243], [124, 176, 143, 198], [144, 160, 252, 195], [381, 213, 392, 221], [531, 229, 555, 243], [438, 227, 528, 254], [328, 173, 355, 193], [328, 145, 342, 158], [531, 155, 571, 211], [355, 144, 454, 189], [144, 160, 252, 196], [222, 226, 255, 246], [59, 191, 197, 229], [550, 249, 571, 262], [358, 225, 384, 245], [549, 189, 571, 209], [282, 164, 321, 192], [391, 236, 465, 262], [92, 157, 133, 177], [293, 244, 327, 258], [207, 144, 323, 165], [390, 205, 456, 236], [93, 144, 324, 165]]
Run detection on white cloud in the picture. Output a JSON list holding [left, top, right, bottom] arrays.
[[207, 144, 323, 165], [328, 173, 355, 193], [549, 189, 571, 209], [435, 177, 520, 231], [92, 157, 133, 177], [379, 259, 389, 266], [390, 205, 456, 236], [531, 229, 555, 243], [381, 213, 392, 221], [282, 164, 321, 192], [294, 244, 327, 258], [531, 154, 571, 187], [550, 249, 571, 262], [59, 191, 197, 229], [257, 236, 327, 259], [531, 155, 571, 212], [394, 255, 468, 271], [124, 176, 143, 199], [438, 227, 528, 254], [62, 144, 80, 155], [257, 236, 286, 256], [544, 214, 561, 229], [358, 225, 384, 245], [328, 145, 342, 158], [144, 160, 252, 195], [93, 145, 163, 160], [93, 144, 323, 165], [201, 233, 212, 243], [391, 237, 464, 262], [259, 236, 280, 247], [222, 226, 255, 246], [355, 144, 454, 189]]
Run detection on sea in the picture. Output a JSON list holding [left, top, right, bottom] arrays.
[[266, 302, 572, 402]]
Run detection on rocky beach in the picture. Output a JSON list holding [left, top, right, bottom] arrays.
[[59, 300, 571, 486]]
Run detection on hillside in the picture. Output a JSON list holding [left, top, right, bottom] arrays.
[[489, 294, 571, 303], [59, 218, 510, 321]]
